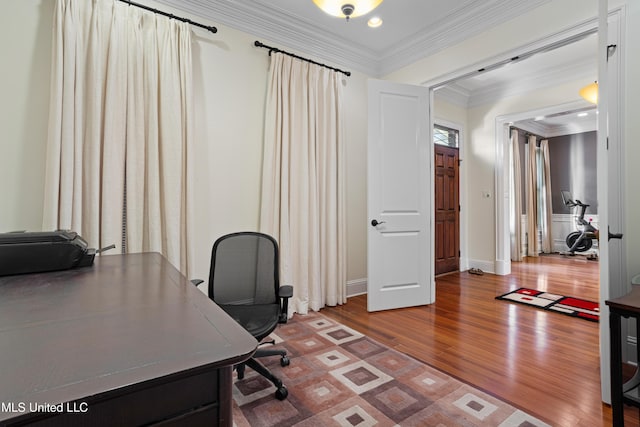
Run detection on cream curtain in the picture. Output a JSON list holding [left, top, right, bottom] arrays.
[[525, 135, 539, 257], [43, 0, 194, 274], [539, 139, 554, 253], [260, 53, 346, 314], [510, 130, 523, 261]]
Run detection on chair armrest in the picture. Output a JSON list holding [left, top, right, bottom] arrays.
[[278, 285, 293, 323], [190, 279, 204, 287], [279, 285, 293, 299]]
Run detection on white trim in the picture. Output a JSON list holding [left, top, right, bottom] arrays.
[[438, 57, 597, 109], [467, 259, 496, 275], [377, 0, 550, 77], [423, 8, 624, 405], [422, 17, 601, 89], [346, 279, 367, 298], [497, 101, 601, 274]]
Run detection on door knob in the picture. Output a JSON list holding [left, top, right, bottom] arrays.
[[608, 227, 623, 241], [371, 219, 386, 227]]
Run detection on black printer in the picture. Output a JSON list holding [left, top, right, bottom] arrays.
[[0, 230, 96, 276]]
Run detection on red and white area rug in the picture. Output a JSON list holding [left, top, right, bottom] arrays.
[[496, 288, 599, 322], [232, 312, 551, 426]]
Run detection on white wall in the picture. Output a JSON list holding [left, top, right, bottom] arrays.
[[0, 1, 54, 231], [0, 0, 370, 286]]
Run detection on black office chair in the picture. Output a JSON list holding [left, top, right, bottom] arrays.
[[194, 232, 292, 400]]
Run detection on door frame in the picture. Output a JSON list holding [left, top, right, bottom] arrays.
[[422, 7, 625, 403], [433, 117, 467, 272], [494, 99, 596, 275]]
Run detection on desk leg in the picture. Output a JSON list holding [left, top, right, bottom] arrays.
[[610, 311, 624, 427], [219, 366, 233, 427]]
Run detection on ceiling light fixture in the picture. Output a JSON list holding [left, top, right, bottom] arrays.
[[312, 0, 383, 21], [368, 16, 382, 28], [579, 81, 598, 104]]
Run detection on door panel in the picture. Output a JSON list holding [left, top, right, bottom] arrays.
[[434, 145, 459, 275], [367, 79, 432, 312]]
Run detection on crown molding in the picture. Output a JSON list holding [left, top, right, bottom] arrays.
[[153, 0, 551, 78], [377, 0, 551, 77], [436, 56, 596, 109], [513, 120, 550, 137], [434, 85, 470, 109], [514, 119, 597, 138], [153, 0, 380, 75]]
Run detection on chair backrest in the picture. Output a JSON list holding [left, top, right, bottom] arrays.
[[209, 232, 279, 306]]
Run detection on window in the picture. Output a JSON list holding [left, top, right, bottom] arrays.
[[434, 124, 459, 148]]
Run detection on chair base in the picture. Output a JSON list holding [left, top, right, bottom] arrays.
[[235, 348, 289, 400]]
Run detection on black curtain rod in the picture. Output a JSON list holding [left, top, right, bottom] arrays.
[[119, 0, 217, 33], [510, 126, 544, 142], [254, 41, 351, 77]]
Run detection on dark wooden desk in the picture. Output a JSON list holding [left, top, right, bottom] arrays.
[[0, 253, 257, 426], [606, 285, 640, 427]]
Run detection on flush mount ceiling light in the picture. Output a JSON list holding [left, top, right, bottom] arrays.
[[579, 81, 598, 104], [313, 0, 383, 21], [367, 16, 383, 28]]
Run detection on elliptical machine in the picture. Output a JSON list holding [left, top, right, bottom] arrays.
[[561, 190, 598, 255]]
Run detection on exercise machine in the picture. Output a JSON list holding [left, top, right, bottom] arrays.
[[561, 190, 598, 255]]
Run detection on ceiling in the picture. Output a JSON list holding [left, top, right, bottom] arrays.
[[153, 0, 597, 134], [153, 0, 550, 77]]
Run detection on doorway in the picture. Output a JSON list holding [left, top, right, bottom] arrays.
[[428, 9, 624, 403], [434, 131, 460, 276]]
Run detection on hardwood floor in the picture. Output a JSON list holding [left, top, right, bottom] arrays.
[[321, 254, 639, 426]]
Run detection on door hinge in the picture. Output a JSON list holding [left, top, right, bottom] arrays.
[[607, 137, 609, 150], [607, 44, 617, 61], [459, 205, 461, 212]]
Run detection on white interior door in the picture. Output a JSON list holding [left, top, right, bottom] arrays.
[[599, 2, 627, 404], [367, 79, 433, 312]]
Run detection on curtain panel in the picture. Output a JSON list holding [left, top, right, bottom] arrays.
[[43, 0, 194, 274], [539, 139, 554, 253], [525, 135, 539, 257], [510, 130, 523, 261], [260, 53, 346, 314]]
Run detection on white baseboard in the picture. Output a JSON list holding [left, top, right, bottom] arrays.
[[494, 259, 510, 276], [346, 278, 367, 298], [467, 259, 495, 275], [347, 258, 494, 298]]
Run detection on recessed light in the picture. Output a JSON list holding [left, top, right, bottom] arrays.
[[577, 112, 589, 117], [368, 17, 382, 28], [534, 116, 545, 121]]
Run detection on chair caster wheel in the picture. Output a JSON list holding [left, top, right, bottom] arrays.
[[280, 356, 290, 367], [275, 386, 288, 400]]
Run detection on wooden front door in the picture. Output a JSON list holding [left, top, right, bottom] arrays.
[[434, 144, 459, 275]]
